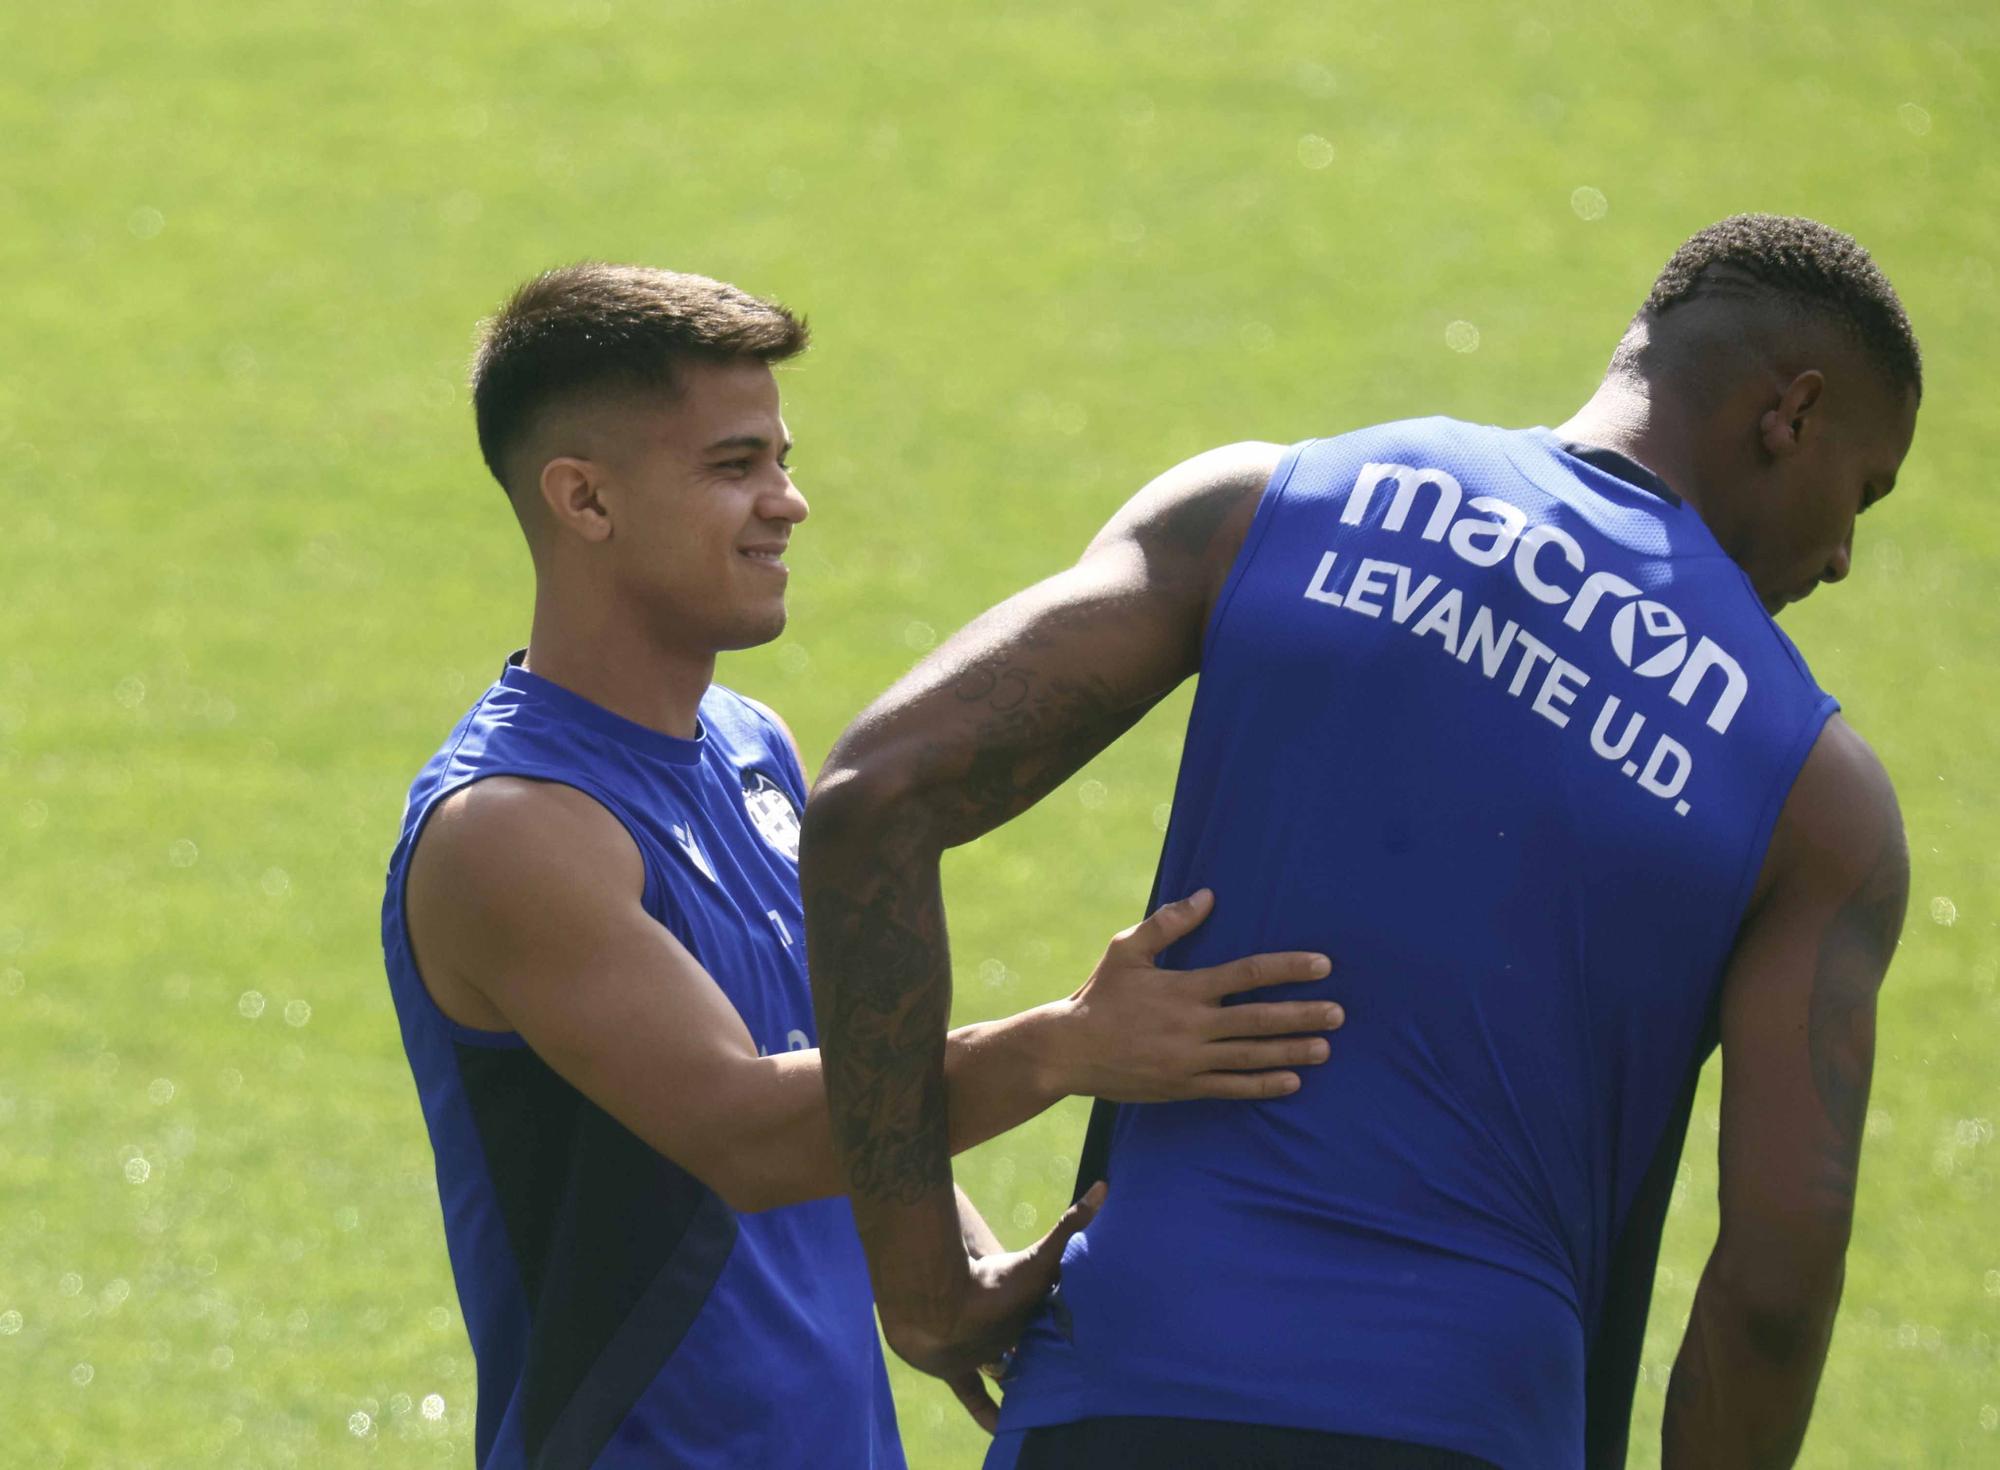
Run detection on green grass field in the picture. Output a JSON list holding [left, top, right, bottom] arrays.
[[3, 0, 1996, 1463]]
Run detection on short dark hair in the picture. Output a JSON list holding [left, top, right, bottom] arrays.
[[470, 263, 809, 490], [1637, 214, 1921, 398]]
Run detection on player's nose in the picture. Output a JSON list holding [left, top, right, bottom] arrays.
[[764, 474, 809, 525]]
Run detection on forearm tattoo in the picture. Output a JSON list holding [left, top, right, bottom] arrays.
[[805, 814, 956, 1207], [805, 637, 1152, 1209]]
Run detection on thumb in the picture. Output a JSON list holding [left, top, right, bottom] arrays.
[[1118, 890, 1214, 963], [1027, 1181, 1106, 1271]]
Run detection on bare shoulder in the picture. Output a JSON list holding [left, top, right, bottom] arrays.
[[1086, 441, 1287, 571], [419, 775, 637, 876], [1766, 715, 1906, 905], [409, 777, 645, 948]]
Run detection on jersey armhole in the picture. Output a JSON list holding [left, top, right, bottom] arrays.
[[1199, 440, 1314, 664], [393, 770, 672, 1048]]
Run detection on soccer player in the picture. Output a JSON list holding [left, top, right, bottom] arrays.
[[801, 215, 1920, 1468], [379, 264, 1344, 1469]]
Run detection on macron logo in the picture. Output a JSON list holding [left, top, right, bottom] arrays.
[[1339, 461, 1748, 734], [670, 824, 717, 883]]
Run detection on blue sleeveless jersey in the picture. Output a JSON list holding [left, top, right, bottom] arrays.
[[380, 659, 903, 1470], [992, 421, 1836, 1469]]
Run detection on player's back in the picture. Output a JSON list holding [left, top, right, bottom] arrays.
[[994, 420, 1837, 1469]]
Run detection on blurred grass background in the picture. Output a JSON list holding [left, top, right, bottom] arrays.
[[1, 0, 1995, 1463]]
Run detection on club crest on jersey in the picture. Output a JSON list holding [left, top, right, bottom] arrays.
[[742, 771, 801, 861]]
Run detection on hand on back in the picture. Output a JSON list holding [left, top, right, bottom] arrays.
[[890, 891, 1340, 1402], [884, 1182, 1106, 1386], [1052, 888, 1341, 1103]]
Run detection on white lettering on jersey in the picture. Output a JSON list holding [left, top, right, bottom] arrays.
[[1340, 460, 1748, 735], [1342, 463, 1463, 541], [767, 908, 795, 949], [1513, 525, 1585, 604], [1298, 460, 1771, 819]]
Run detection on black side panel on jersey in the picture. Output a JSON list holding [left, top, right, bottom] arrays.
[[455, 1044, 739, 1470], [1073, 1099, 1117, 1203], [1583, 1020, 1718, 1467]]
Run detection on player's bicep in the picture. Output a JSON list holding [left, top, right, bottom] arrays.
[[814, 559, 1181, 849], [408, 781, 765, 1175], [1714, 723, 1907, 1260], [486, 904, 764, 1147], [810, 443, 1279, 849]]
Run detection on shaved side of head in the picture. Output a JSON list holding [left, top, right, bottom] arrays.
[[1608, 215, 1921, 405], [469, 264, 809, 524]]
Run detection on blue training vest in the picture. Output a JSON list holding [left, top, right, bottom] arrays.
[[380, 658, 903, 1470], [991, 420, 1836, 1469]]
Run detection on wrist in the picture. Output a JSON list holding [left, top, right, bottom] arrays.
[[1019, 997, 1083, 1102], [858, 1185, 976, 1337], [956, 1184, 1006, 1260], [875, 1252, 975, 1350]]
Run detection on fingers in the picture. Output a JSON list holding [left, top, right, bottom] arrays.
[[1206, 999, 1345, 1039], [1111, 890, 1215, 963], [1186, 1069, 1303, 1100], [1026, 1181, 1105, 1272], [1203, 1036, 1332, 1073], [947, 1371, 1000, 1435], [1196, 950, 1332, 999]]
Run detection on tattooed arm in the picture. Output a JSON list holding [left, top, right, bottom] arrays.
[[800, 442, 1285, 1374], [1663, 716, 1908, 1469]]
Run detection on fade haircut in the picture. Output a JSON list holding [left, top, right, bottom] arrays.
[[1628, 214, 1921, 399], [471, 264, 809, 492]]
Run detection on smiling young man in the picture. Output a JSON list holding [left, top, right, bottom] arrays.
[[802, 216, 1921, 1469], [379, 264, 1341, 1469]]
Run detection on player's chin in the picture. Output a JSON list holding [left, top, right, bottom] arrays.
[[715, 602, 789, 652]]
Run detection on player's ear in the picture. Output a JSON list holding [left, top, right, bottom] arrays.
[[539, 456, 614, 543], [1760, 370, 1824, 458]]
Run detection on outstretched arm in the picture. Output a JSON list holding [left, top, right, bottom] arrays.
[[1663, 717, 1907, 1468], [406, 773, 1334, 1215], [800, 442, 1285, 1373]]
